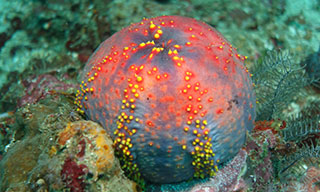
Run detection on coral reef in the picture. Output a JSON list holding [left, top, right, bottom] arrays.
[[18, 74, 77, 107], [57, 120, 138, 192], [61, 157, 88, 192], [58, 121, 117, 179], [0, 135, 43, 191], [1, 0, 320, 191], [75, 15, 256, 184], [0, 0, 108, 112], [0, 93, 79, 191], [0, 94, 138, 192]]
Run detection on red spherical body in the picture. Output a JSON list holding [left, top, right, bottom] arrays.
[[75, 16, 256, 184]]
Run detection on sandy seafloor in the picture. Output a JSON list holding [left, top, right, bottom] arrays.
[[0, 0, 320, 191]]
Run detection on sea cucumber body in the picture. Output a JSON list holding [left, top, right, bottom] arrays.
[[75, 16, 256, 184]]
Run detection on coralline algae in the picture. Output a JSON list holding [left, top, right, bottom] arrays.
[[75, 15, 256, 184]]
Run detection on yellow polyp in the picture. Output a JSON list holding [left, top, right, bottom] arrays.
[[139, 42, 146, 47], [173, 50, 178, 54], [203, 120, 207, 125], [154, 33, 160, 39], [173, 56, 179, 60], [174, 45, 180, 49], [150, 23, 156, 29]]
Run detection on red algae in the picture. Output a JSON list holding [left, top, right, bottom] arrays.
[[61, 157, 88, 192], [75, 16, 256, 184]]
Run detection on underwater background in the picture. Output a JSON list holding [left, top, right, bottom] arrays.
[[0, 0, 319, 191]]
